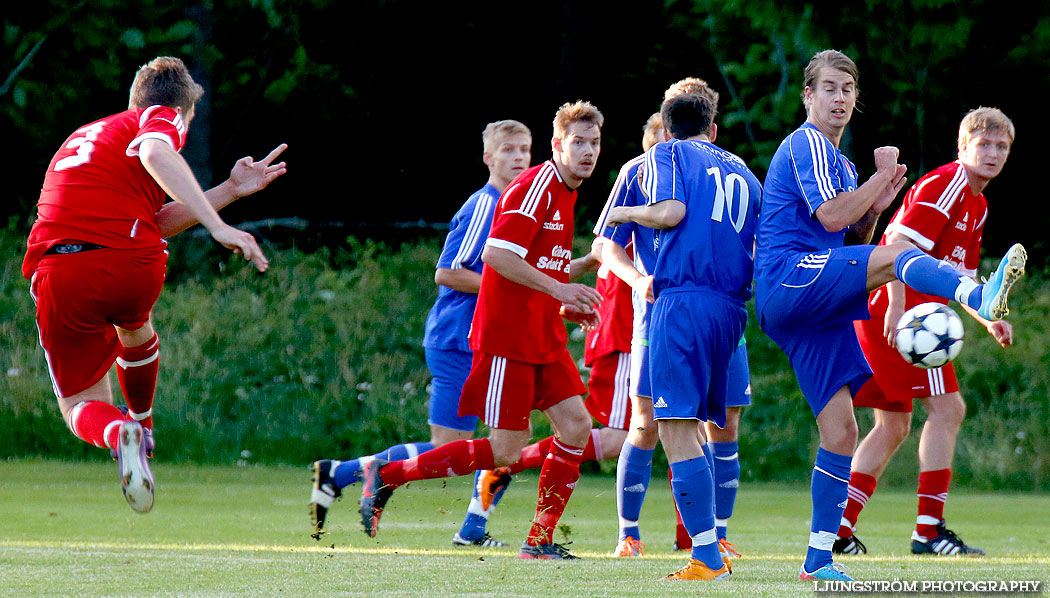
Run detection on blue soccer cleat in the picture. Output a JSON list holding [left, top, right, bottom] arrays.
[[977, 243, 1026, 321], [799, 562, 853, 581], [117, 421, 154, 514]]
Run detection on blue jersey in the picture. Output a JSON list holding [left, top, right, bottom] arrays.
[[641, 139, 761, 302], [754, 122, 859, 284], [593, 155, 656, 279], [422, 183, 498, 351]]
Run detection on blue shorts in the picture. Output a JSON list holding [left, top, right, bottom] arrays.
[[629, 294, 653, 398], [648, 289, 746, 429], [424, 347, 479, 432], [726, 340, 752, 408], [756, 245, 873, 417]]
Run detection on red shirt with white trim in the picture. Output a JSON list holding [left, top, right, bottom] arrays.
[[869, 161, 987, 316], [23, 106, 187, 279], [470, 161, 578, 364], [584, 241, 634, 365]]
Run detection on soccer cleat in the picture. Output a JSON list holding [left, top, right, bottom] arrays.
[[612, 536, 645, 557], [832, 534, 868, 555], [518, 541, 578, 560], [719, 538, 742, 558], [112, 407, 154, 459], [477, 467, 512, 511], [358, 458, 394, 538], [799, 562, 853, 581], [977, 243, 1026, 320], [911, 521, 985, 556], [309, 460, 341, 540], [452, 532, 507, 548], [116, 421, 154, 514], [663, 559, 731, 581]]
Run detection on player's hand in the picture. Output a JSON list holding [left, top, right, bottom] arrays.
[[873, 163, 908, 214], [560, 304, 600, 331], [884, 303, 905, 348], [227, 143, 289, 198], [632, 275, 656, 304], [210, 224, 269, 272], [986, 319, 1013, 348], [605, 206, 632, 227], [873, 146, 900, 173], [552, 282, 601, 314]]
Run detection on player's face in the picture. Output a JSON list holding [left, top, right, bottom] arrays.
[[488, 134, 532, 191], [805, 68, 856, 136], [959, 130, 1011, 182], [555, 121, 601, 188]]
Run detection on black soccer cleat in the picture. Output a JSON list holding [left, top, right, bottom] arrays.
[[833, 534, 868, 555], [911, 520, 985, 556], [518, 541, 579, 560], [309, 460, 341, 540], [359, 458, 394, 538]]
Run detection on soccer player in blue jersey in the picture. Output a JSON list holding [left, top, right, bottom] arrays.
[[308, 120, 532, 544], [754, 50, 1026, 581], [606, 91, 761, 581], [597, 79, 750, 562]]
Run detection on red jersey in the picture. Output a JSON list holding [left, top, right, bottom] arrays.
[[470, 161, 578, 364], [869, 161, 988, 317], [583, 242, 634, 365], [23, 106, 188, 279]]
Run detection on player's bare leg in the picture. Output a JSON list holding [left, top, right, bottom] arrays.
[[429, 425, 473, 447], [853, 409, 912, 478]]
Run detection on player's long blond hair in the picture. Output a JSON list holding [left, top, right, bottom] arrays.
[[129, 56, 204, 114], [801, 50, 859, 111]]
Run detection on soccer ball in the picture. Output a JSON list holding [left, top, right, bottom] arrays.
[[893, 303, 965, 369]]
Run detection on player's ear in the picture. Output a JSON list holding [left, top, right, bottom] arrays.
[[709, 123, 718, 143], [551, 135, 562, 154], [482, 151, 494, 168]]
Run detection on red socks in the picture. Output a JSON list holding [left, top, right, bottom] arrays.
[[526, 438, 584, 546], [838, 471, 878, 538], [67, 401, 125, 449], [381, 438, 495, 487], [117, 333, 159, 429], [506, 431, 598, 475], [916, 469, 951, 539]]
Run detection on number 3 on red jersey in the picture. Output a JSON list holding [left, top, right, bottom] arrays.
[[54, 121, 106, 171]]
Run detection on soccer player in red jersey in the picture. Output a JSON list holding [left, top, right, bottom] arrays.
[[360, 101, 605, 559], [23, 56, 286, 513], [836, 108, 1016, 557]]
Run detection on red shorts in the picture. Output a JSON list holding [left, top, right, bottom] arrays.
[[853, 316, 959, 413], [30, 247, 167, 398], [584, 351, 632, 430], [459, 349, 586, 431]]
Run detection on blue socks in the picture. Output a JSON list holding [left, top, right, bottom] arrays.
[[894, 248, 980, 308], [670, 456, 722, 570], [616, 441, 654, 540], [710, 441, 740, 540], [805, 447, 852, 573], [333, 441, 435, 489], [457, 469, 511, 541]]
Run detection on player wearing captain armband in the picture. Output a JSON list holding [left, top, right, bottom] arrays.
[[836, 107, 1018, 558], [23, 56, 285, 514], [754, 50, 1025, 582]]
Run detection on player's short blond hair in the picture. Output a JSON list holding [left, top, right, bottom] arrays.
[[663, 77, 720, 114], [802, 50, 859, 109], [482, 120, 531, 153], [642, 112, 663, 151], [129, 56, 204, 114], [958, 107, 1015, 149], [553, 100, 604, 139]]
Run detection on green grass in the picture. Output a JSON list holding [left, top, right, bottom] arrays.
[[0, 460, 1047, 597]]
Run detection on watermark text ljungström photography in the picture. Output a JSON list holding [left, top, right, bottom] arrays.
[[813, 579, 1043, 595]]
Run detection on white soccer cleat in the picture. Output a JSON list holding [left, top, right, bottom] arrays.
[[117, 421, 155, 513]]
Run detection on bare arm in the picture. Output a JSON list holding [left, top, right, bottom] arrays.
[[139, 139, 268, 271], [155, 143, 288, 237], [600, 236, 654, 303], [605, 199, 685, 230], [815, 146, 908, 233], [434, 267, 482, 294], [481, 245, 601, 312], [568, 249, 600, 282]]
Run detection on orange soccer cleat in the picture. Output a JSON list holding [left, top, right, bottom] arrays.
[[664, 559, 731, 581], [612, 536, 645, 557], [476, 467, 512, 511]]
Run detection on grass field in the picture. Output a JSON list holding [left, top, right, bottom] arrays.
[[1, 459, 1047, 597]]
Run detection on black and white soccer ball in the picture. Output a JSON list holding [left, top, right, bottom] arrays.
[[894, 303, 965, 369]]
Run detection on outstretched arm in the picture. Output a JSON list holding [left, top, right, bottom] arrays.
[[140, 139, 268, 271], [605, 199, 685, 230], [481, 245, 601, 313], [155, 143, 288, 237]]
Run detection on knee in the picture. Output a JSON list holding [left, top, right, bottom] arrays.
[[489, 436, 526, 467], [883, 415, 912, 446], [823, 418, 859, 453], [929, 394, 967, 429]]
